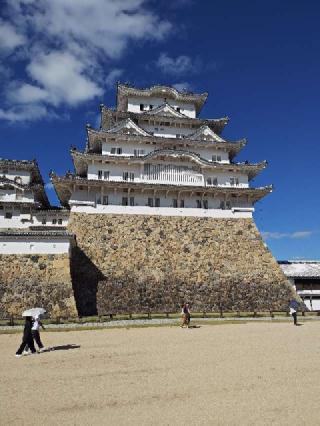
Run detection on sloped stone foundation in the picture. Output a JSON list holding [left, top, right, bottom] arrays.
[[68, 213, 295, 315], [0, 254, 77, 318]]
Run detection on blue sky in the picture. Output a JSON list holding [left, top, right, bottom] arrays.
[[0, 0, 319, 260]]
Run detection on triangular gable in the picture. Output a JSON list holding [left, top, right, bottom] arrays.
[[189, 125, 225, 142], [106, 118, 150, 136], [0, 177, 26, 191], [145, 103, 186, 118]]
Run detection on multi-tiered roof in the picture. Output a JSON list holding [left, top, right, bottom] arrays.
[[0, 158, 49, 208], [52, 83, 272, 210]]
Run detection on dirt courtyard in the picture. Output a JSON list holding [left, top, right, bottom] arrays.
[[1, 321, 319, 425]]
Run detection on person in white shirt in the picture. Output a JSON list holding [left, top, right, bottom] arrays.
[[289, 301, 298, 326], [31, 316, 46, 351]]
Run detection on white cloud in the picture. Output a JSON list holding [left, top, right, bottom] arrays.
[[0, 20, 26, 52], [156, 52, 197, 75], [0, 104, 49, 122], [27, 51, 103, 106], [105, 69, 124, 88], [261, 231, 313, 240], [0, 0, 172, 122]]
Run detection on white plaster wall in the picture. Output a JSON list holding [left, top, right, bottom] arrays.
[[127, 96, 196, 118], [87, 161, 248, 188], [0, 208, 69, 229], [33, 211, 69, 227], [0, 205, 33, 227], [102, 141, 230, 163], [0, 189, 34, 203], [0, 170, 31, 185], [69, 190, 96, 206], [102, 141, 154, 156], [142, 124, 193, 138], [72, 204, 254, 218], [0, 237, 71, 254], [203, 171, 248, 187], [73, 187, 252, 210], [88, 163, 141, 181]]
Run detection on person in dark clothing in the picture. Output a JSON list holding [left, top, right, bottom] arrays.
[[15, 316, 37, 357]]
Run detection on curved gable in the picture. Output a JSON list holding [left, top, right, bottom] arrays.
[[107, 118, 150, 136], [189, 125, 225, 142], [145, 103, 187, 118]]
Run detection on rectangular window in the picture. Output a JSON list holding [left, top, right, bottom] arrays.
[[155, 198, 160, 207], [52, 218, 57, 224], [104, 171, 110, 180], [180, 199, 185, 208], [196, 200, 202, 209], [206, 177, 212, 186], [212, 155, 222, 162], [134, 149, 145, 157], [102, 195, 108, 205], [98, 170, 102, 180], [203, 200, 208, 209], [213, 177, 218, 185], [226, 200, 231, 209], [96, 196, 101, 204], [58, 219, 63, 225], [230, 177, 239, 186], [172, 199, 178, 208], [148, 198, 154, 207], [122, 197, 128, 206], [129, 172, 134, 181], [149, 105, 153, 110], [220, 201, 225, 210], [176, 107, 181, 113], [140, 104, 144, 111], [111, 147, 122, 155], [5, 212, 12, 219], [130, 197, 135, 206], [41, 218, 46, 225], [123, 172, 128, 181]]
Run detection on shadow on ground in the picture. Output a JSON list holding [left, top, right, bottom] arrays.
[[48, 344, 80, 351]]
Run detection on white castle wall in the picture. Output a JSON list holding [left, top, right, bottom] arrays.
[[0, 208, 69, 229], [71, 204, 254, 218], [101, 141, 230, 163], [87, 162, 248, 188], [142, 124, 194, 138], [0, 189, 34, 203], [127, 96, 196, 118], [70, 188, 252, 210], [0, 237, 71, 254]]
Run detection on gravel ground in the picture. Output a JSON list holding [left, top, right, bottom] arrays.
[[1, 321, 320, 425]]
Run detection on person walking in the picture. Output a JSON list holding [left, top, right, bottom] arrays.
[[15, 316, 37, 357], [31, 315, 46, 351], [289, 300, 298, 326], [181, 303, 191, 328]]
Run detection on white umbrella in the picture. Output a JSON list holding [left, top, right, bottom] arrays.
[[22, 307, 46, 317]]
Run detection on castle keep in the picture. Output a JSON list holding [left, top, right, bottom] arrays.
[[0, 84, 294, 316]]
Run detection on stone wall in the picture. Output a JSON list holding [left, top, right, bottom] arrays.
[[0, 254, 77, 318], [68, 213, 296, 315]]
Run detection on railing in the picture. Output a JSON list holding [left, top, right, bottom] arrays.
[[1, 310, 316, 327]]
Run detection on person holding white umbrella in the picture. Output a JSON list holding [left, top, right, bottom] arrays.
[[16, 308, 46, 357], [15, 316, 37, 357]]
